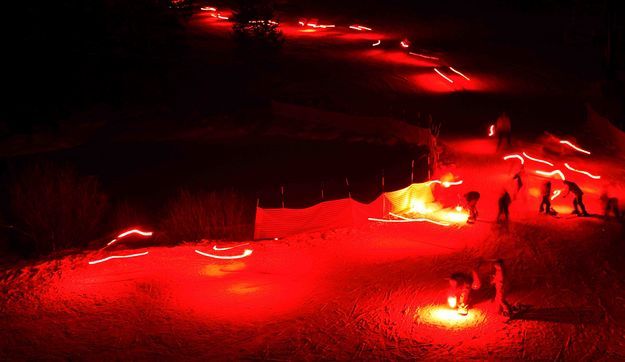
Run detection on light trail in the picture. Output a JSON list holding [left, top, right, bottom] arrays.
[[522, 152, 554, 167], [488, 124, 494, 137], [195, 249, 253, 259], [213, 243, 250, 251], [434, 68, 454, 83], [400, 40, 410, 48], [408, 52, 440, 60], [372, 40, 381, 46], [442, 180, 463, 188], [349, 25, 372, 31], [559, 140, 591, 155], [105, 228, 154, 247], [449, 67, 470, 80], [551, 189, 561, 201], [217, 14, 229, 20], [368, 213, 451, 226], [89, 251, 149, 265], [200, 6, 216, 11], [535, 169, 566, 180], [503, 154, 524, 164], [564, 163, 601, 179]]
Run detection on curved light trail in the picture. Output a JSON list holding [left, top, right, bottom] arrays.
[[488, 124, 494, 137], [559, 140, 591, 155], [522, 152, 554, 167], [372, 40, 381, 46], [551, 189, 561, 201], [535, 169, 566, 180], [389, 212, 451, 226], [89, 251, 149, 265], [195, 249, 253, 260], [434, 68, 453, 83], [503, 154, 524, 164], [213, 243, 250, 251], [105, 228, 154, 247], [408, 52, 440, 60], [449, 67, 470, 81], [564, 163, 601, 179]]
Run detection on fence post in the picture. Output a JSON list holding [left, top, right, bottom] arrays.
[[321, 182, 325, 201], [280, 185, 285, 208], [381, 170, 386, 216], [345, 177, 351, 199], [411, 159, 415, 184]]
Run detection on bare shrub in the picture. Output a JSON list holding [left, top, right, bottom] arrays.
[[9, 163, 108, 256], [161, 189, 254, 242]]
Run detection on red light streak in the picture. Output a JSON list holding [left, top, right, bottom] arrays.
[[213, 243, 250, 251], [217, 14, 229, 20], [535, 169, 566, 180], [522, 152, 554, 167], [195, 249, 253, 259], [372, 40, 381, 46], [564, 163, 601, 179], [105, 228, 153, 247], [559, 140, 591, 155], [408, 52, 440, 60], [503, 154, 524, 164], [88, 251, 149, 265], [551, 189, 561, 201], [434, 68, 453, 83], [488, 124, 494, 137], [449, 67, 470, 81]]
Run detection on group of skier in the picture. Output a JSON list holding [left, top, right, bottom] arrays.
[[446, 112, 623, 318]]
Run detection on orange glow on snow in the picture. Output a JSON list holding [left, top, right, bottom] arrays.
[[228, 283, 260, 295], [536, 169, 566, 180], [503, 154, 524, 164], [195, 249, 253, 259], [200, 262, 246, 277], [564, 163, 601, 179], [559, 140, 591, 155], [522, 152, 554, 167], [418, 306, 485, 329], [88, 251, 149, 265]]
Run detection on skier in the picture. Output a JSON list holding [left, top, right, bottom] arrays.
[[464, 191, 481, 224], [492, 260, 513, 316], [448, 269, 480, 316], [539, 180, 553, 214], [497, 190, 512, 224], [563, 180, 589, 216], [600, 192, 620, 220], [495, 112, 512, 149]]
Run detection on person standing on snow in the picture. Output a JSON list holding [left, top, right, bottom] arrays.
[[600, 192, 620, 220], [512, 166, 524, 200], [539, 180, 553, 214], [497, 190, 512, 224], [492, 260, 512, 316], [448, 269, 480, 316], [464, 191, 481, 224], [495, 112, 512, 149], [563, 180, 589, 216]]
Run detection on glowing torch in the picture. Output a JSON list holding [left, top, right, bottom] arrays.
[[448, 296, 457, 309]]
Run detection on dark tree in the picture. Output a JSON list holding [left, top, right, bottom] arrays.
[[231, 0, 284, 53]]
